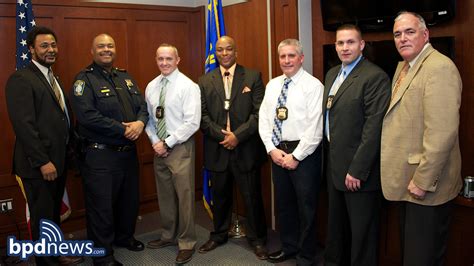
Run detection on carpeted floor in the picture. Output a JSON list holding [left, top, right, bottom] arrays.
[[76, 225, 272, 265], [1, 201, 322, 265]]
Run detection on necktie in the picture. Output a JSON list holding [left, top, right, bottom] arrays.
[[156, 77, 169, 140], [271, 78, 291, 146], [224, 71, 232, 131], [48, 69, 64, 111], [325, 69, 346, 141], [391, 62, 409, 101]]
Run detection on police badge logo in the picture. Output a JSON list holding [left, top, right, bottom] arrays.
[[125, 79, 133, 89], [276, 106, 288, 120], [74, 80, 85, 96]]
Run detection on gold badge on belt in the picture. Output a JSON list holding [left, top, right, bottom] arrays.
[[276, 106, 288, 120]]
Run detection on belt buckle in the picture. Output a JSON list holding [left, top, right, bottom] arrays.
[[280, 142, 288, 151]]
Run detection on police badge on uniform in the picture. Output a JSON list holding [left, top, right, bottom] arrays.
[[125, 79, 133, 90], [74, 80, 85, 96]]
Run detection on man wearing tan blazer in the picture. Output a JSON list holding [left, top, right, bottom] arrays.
[[381, 12, 462, 266]]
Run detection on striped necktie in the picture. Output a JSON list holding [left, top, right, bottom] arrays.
[[48, 69, 64, 111], [156, 77, 169, 140], [391, 62, 409, 101], [271, 78, 291, 146]]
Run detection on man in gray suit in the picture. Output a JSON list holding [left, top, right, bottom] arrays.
[[323, 24, 391, 266]]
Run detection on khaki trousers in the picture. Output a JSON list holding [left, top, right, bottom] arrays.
[[153, 138, 196, 250]]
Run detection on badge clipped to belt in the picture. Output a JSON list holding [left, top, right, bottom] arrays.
[[276, 106, 288, 120], [224, 99, 230, 111], [326, 95, 335, 110], [156, 106, 164, 119]]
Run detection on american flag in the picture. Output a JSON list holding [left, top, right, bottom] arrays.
[[16, 0, 36, 70]]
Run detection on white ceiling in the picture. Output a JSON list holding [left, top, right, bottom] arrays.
[[85, 0, 247, 8]]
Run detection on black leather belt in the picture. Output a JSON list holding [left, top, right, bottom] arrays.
[[87, 143, 135, 152], [277, 140, 299, 153]]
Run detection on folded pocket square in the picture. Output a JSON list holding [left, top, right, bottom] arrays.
[[242, 86, 252, 93]]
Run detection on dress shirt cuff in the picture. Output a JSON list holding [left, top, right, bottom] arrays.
[[165, 135, 177, 148], [292, 148, 306, 161], [263, 141, 277, 154]]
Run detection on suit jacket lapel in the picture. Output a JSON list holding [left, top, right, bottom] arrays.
[[323, 68, 338, 112], [230, 64, 244, 104], [331, 58, 364, 106], [211, 68, 226, 103], [387, 44, 435, 113], [28, 62, 64, 112]]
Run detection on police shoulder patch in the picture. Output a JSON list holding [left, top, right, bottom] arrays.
[[74, 80, 85, 96]]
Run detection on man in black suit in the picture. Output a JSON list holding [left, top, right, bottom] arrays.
[[198, 36, 268, 260], [323, 24, 391, 266], [5, 26, 82, 265]]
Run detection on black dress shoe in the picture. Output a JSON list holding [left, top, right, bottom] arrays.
[[115, 239, 144, 252], [198, 240, 221, 253], [267, 250, 296, 263]]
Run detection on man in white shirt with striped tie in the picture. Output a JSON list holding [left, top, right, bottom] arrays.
[[258, 38, 324, 265], [144, 43, 201, 264]]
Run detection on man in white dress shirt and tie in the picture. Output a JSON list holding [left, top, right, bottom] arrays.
[[258, 38, 324, 265], [144, 43, 201, 264]]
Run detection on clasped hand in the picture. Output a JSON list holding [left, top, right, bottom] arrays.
[[122, 121, 144, 141], [269, 149, 299, 170], [219, 129, 239, 150]]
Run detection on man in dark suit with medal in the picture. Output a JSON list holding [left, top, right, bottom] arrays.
[[198, 36, 268, 260], [5, 26, 83, 265], [323, 24, 391, 266]]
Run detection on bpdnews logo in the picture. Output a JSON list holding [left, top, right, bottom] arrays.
[[7, 219, 105, 259]]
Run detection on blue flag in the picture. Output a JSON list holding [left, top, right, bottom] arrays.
[[203, 0, 226, 219], [204, 0, 226, 73], [16, 0, 36, 70]]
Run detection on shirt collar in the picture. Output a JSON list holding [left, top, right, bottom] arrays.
[[32, 60, 50, 78], [284, 67, 304, 85], [161, 68, 179, 84], [220, 63, 237, 77], [341, 55, 363, 78], [409, 43, 430, 68]]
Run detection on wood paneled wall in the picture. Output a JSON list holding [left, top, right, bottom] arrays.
[[0, 0, 204, 245], [312, 1, 474, 265], [270, 0, 298, 77]]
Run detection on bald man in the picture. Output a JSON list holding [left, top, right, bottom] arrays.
[[198, 36, 268, 260], [70, 34, 148, 265]]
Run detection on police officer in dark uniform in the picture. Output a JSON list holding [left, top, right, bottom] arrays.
[[70, 33, 148, 266]]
